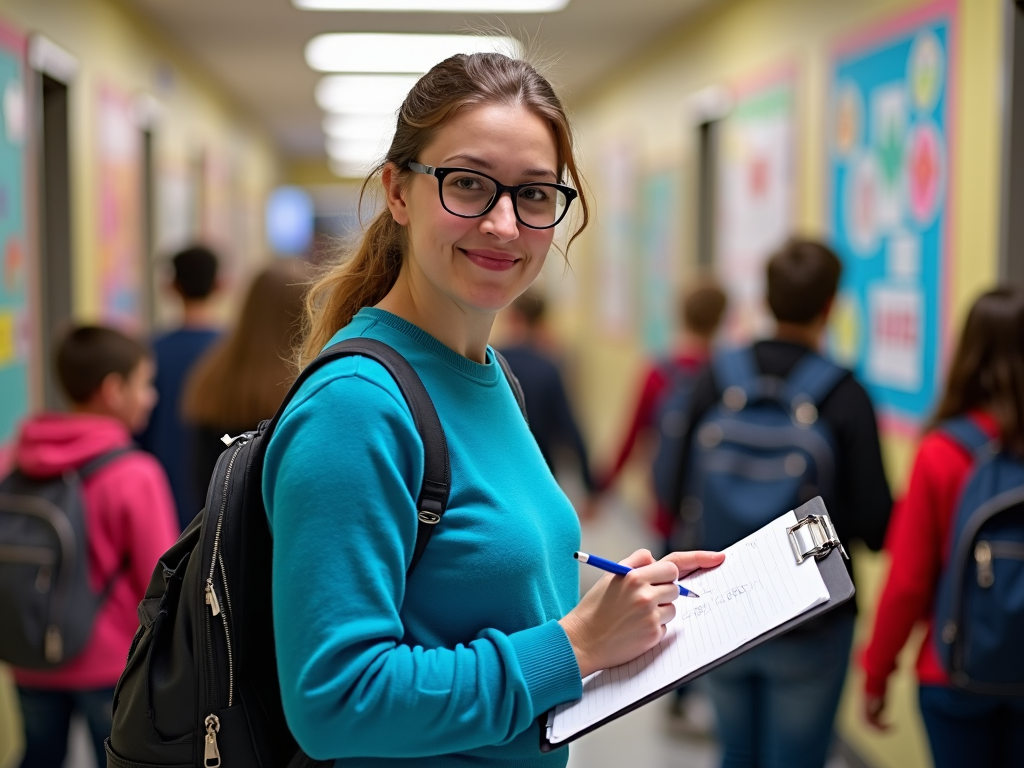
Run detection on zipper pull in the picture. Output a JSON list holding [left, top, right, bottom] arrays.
[[205, 579, 222, 616], [44, 626, 63, 663], [204, 714, 221, 767], [220, 432, 252, 446]]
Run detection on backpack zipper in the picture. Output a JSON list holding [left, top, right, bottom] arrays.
[[0, 492, 77, 663], [202, 439, 246, 763]]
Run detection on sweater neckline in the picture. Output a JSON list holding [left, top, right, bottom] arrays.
[[356, 307, 498, 384]]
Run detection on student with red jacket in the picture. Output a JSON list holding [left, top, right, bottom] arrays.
[[10, 326, 178, 768], [862, 288, 1024, 768]]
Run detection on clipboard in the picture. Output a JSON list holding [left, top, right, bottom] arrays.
[[539, 496, 855, 752]]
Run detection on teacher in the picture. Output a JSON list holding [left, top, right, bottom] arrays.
[[262, 51, 723, 766]]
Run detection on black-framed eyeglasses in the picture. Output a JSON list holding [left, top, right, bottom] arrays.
[[408, 162, 577, 230]]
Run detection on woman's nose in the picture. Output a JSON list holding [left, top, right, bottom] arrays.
[[480, 192, 519, 240]]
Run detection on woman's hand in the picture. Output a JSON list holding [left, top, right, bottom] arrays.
[[864, 692, 889, 731], [558, 548, 725, 678]]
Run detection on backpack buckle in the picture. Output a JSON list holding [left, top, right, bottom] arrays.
[[786, 513, 848, 564]]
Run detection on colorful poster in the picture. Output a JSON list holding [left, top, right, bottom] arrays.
[[97, 83, 142, 329], [828, 0, 955, 428], [0, 24, 30, 444], [638, 170, 678, 354], [716, 72, 796, 343], [597, 140, 635, 337]]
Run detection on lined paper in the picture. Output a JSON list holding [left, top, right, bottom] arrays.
[[547, 510, 830, 743]]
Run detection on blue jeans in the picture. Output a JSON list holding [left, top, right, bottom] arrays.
[[16, 686, 114, 768], [919, 685, 1024, 768], [704, 613, 855, 768]]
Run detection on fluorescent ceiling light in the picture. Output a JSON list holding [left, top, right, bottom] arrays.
[[315, 74, 420, 114], [326, 137, 388, 162], [323, 113, 396, 142], [296, 0, 569, 12], [306, 33, 519, 74], [330, 157, 376, 180]]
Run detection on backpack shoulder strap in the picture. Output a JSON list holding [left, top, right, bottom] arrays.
[[711, 347, 760, 397], [267, 337, 450, 575], [940, 416, 993, 457], [492, 349, 528, 422], [782, 352, 850, 409], [78, 447, 137, 480]]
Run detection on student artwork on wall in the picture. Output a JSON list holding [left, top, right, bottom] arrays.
[[597, 139, 635, 337], [97, 82, 143, 330], [715, 68, 797, 344], [0, 23, 30, 445], [638, 169, 679, 355], [827, 0, 955, 431]]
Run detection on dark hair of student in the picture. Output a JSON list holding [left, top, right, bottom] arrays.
[[766, 238, 843, 324], [680, 278, 727, 336], [298, 52, 590, 368], [56, 325, 150, 404], [182, 259, 309, 431], [932, 287, 1024, 454], [510, 289, 546, 327], [172, 245, 219, 300]]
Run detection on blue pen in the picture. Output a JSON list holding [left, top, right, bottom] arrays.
[[574, 551, 701, 598]]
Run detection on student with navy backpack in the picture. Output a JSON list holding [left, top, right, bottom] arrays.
[[862, 288, 1024, 768], [670, 238, 893, 768]]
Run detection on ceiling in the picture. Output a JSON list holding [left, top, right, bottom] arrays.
[[127, 0, 716, 161]]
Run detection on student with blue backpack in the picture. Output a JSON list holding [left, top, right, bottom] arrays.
[[862, 288, 1024, 768], [670, 238, 893, 768]]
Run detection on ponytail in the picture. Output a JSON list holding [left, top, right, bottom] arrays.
[[297, 208, 404, 369]]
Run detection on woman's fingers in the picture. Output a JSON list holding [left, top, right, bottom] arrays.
[[661, 549, 725, 576], [658, 602, 677, 626], [619, 548, 656, 568]]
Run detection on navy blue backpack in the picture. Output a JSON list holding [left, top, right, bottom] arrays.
[[684, 347, 849, 551], [933, 417, 1024, 695], [651, 360, 700, 510]]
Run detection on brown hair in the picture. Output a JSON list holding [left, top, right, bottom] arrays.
[[56, 325, 150, 404], [183, 260, 309, 431], [932, 288, 1024, 453], [766, 238, 843, 324], [298, 52, 590, 368], [680, 278, 727, 336], [510, 288, 546, 327]]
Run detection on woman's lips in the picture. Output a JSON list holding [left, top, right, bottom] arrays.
[[461, 248, 521, 272]]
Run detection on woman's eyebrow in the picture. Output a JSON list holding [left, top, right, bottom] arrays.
[[442, 153, 558, 181]]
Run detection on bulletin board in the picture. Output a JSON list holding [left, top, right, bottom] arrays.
[[716, 68, 797, 343], [0, 23, 30, 444], [97, 82, 142, 330], [827, 0, 956, 429], [597, 139, 635, 337], [638, 169, 679, 355]]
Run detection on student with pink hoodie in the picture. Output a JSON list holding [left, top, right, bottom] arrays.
[[9, 326, 178, 768]]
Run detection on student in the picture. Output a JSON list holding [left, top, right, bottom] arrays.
[[10, 326, 178, 768], [861, 288, 1024, 768], [137, 245, 221, 529], [181, 259, 308, 504], [262, 52, 725, 765], [598, 278, 727, 542], [498, 289, 598, 518], [671, 238, 892, 768]]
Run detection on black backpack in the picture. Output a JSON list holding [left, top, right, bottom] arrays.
[[105, 338, 525, 768], [0, 448, 133, 669]]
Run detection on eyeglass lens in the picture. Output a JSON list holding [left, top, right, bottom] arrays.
[[441, 171, 567, 227]]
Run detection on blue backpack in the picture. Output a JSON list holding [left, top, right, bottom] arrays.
[[651, 360, 700, 510], [684, 347, 848, 551], [933, 417, 1024, 695]]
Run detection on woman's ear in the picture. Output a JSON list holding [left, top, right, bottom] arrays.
[[382, 163, 410, 226]]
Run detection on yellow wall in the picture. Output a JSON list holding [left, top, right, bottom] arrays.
[[0, 1, 282, 763], [561, 0, 1004, 765]]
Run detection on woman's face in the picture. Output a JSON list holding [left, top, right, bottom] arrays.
[[385, 103, 561, 315]]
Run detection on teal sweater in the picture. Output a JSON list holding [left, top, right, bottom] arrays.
[[263, 308, 584, 766]]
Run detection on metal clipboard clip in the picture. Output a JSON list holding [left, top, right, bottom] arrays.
[[787, 513, 849, 564]]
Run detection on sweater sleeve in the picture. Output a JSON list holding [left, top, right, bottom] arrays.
[[860, 433, 967, 697], [263, 364, 581, 761]]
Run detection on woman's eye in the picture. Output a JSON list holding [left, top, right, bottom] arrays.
[[454, 176, 482, 189], [520, 187, 549, 202]]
